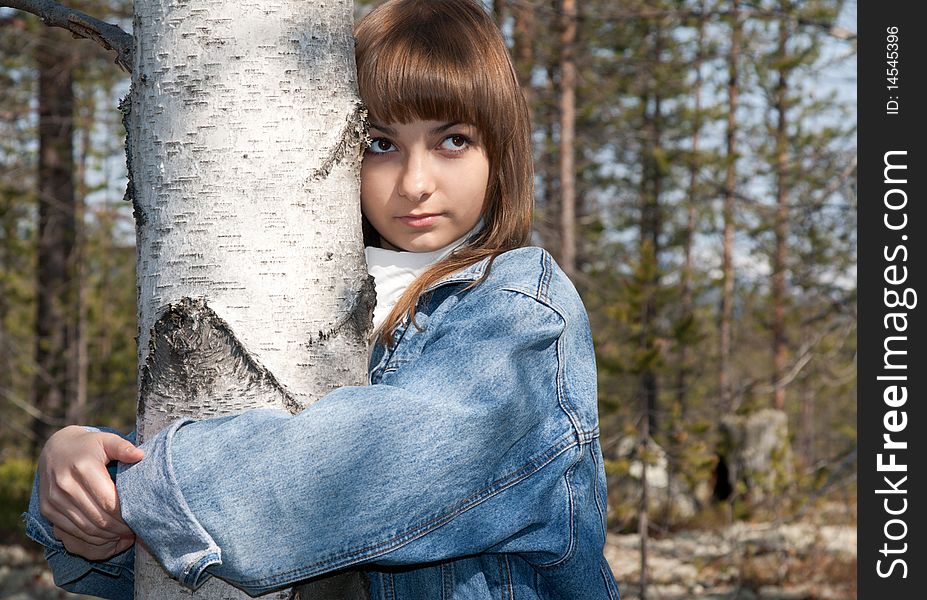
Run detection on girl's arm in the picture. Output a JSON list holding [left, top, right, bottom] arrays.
[[117, 285, 590, 595]]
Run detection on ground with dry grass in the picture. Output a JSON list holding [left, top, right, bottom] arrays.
[[3, 517, 856, 600], [606, 519, 856, 599]]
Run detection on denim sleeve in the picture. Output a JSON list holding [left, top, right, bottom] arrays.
[[21, 427, 137, 600], [117, 287, 584, 595]]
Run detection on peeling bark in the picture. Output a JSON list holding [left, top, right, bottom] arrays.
[[138, 298, 301, 436]]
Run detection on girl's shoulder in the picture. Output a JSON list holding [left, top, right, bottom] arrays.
[[457, 246, 588, 321]]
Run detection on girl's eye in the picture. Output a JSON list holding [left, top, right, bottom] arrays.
[[439, 134, 471, 152], [367, 138, 395, 154]]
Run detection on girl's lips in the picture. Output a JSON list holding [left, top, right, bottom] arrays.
[[398, 214, 442, 228]]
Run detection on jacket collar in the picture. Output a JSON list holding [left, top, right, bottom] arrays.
[[423, 254, 493, 294]]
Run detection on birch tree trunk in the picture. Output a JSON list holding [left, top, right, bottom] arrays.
[[127, 0, 372, 597]]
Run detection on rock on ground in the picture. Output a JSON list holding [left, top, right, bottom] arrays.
[[605, 521, 856, 600]]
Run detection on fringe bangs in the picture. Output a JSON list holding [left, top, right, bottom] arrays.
[[358, 30, 499, 147]]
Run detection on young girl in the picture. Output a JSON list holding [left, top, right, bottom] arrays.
[[26, 1, 620, 598]]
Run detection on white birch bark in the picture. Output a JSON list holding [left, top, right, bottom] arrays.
[[126, 1, 372, 598]]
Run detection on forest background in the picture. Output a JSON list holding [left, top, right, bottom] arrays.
[[0, 0, 857, 598]]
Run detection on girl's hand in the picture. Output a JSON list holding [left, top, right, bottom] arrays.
[[53, 526, 137, 561], [38, 426, 144, 559]]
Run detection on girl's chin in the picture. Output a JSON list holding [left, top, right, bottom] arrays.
[[390, 234, 457, 253]]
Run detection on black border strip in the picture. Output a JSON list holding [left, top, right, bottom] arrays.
[[859, 3, 925, 596]]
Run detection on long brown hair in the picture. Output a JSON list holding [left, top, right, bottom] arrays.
[[355, 0, 534, 347]]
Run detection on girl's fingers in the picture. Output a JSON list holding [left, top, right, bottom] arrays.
[[97, 432, 144, 465], [71, 461, 135, 535], [41, 501, 118, 546], [71, 479, 135, 538], [58, 488, 132, 539], [112, 534, 136, 556], [43, 468, 130, 540], [55, 527, 125, 562]]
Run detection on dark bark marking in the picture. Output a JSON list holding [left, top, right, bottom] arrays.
[[139, 298, 301, 430], [118, 93, 145, 227], [308, 102, 367, 181], [306, 274, 376, 346]]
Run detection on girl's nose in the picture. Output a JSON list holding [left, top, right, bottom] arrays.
[[398, 151, 436, 202]]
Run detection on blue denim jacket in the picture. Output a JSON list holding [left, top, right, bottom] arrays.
[[24, 246, 620, 599]]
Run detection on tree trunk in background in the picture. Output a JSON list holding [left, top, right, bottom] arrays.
[[538, 58, 559, 252], [637, 18, 667, 596], [128, 0, 370, 597], [0, 186, 16, 429], [68, 76, 94, 424], [32, 25, 77, 456], [771, 10, 790, 411], [492, 0, 505, 25], [512, 0, 536, 119], [720, 0, 741, 412], [678, 0, 706, 438], [638, 410, 649, 600], [557, 0, 577, 278], [799, 321, 813, 464], [670, 0, 707, 521], [0, 199, 12, 433], [639, 15, 664, 440]]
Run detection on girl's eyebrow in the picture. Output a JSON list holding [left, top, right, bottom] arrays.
[[368, 123, 395, 135], [368, 122, 466, 135], [431, 122, 462, 134]]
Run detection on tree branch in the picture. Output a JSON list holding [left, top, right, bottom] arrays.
[[1, 0, 133, 72], [0, 12, 25, 27]]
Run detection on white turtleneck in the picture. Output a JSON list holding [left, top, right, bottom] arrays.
[[364, 219, 484, 338]]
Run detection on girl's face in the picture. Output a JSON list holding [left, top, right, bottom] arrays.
[[361, 119, 489, 252]]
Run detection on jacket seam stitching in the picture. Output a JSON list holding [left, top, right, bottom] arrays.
[[230, 435, 579, 588], [533, 452, 582, 569], [504, 555, 514, 600], [383, 571, 395, 600], [498, 555, 514, 600], [494, 556, 505, 600], [441, 560, 453, 600], [554, 308, 585, 440], [538, 248, 553, 303], [184, 552, 220, 588], [22, 512, 65, 552], [591, 443, 607, 531], [600, 562, 620, 598]]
